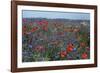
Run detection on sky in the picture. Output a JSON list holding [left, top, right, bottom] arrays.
[[22, 10, 90, 20]]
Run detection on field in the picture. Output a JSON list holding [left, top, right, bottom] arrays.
[[22, 18, 90, 62]]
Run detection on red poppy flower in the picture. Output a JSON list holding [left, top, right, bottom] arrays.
[[34, 45, 45, 52], [23, 25, 26, 29], [41, 20, 48, 25], [29, 22, 34, 26], [82, 52, 88, 59], [67, 47, 73, 52], [42, 25, 48, 31], [36, 21, 43, 25], [60, 51, 67, 58], [23, 25, 27, 31], [31, 27, 38, 32], [66, 43, 74, 53], [68, 43, 74, 47], [61, 54, 65, 58], [35, 20, 41, 25], [39, 21, 43, 25]]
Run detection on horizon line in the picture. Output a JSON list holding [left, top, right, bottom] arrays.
[[22, 17, 90, 21]]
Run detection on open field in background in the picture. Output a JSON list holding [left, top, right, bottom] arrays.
[[22, 18, 90, 62]]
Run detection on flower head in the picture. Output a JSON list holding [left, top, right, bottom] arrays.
[[34, 45, 45, 52], [81, 52, 88, 59], [41, 20, 48, 25], [29, 22, 34, 26], [66, 43, 74, 53], [59, 50, 67, 58], [23, 25, 27, 30], [31, 27, 38, 32], [42, 25, 48, 31]]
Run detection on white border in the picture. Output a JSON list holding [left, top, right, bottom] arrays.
[[17, 5, 94, 68]]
